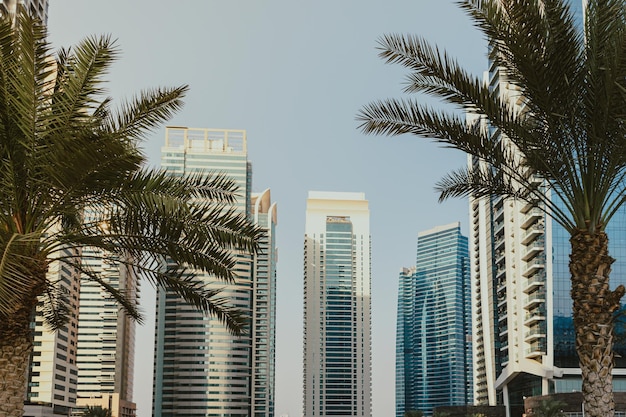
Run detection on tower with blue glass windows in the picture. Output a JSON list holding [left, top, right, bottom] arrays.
[[395, 223, 472, 417], [303, 191, 371, 417]]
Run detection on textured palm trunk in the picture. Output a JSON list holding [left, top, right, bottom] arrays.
[[0, 309, 33, 417], [570, 230, 625, 417]]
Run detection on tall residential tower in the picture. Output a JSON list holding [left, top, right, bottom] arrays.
[[75, 236, 138, 417], [0, 0, 48, 22], [303, 191, 371, 417], [469, 2, 626, 416]]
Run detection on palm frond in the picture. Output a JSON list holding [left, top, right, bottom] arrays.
[[105, 86, 188, 143], [155, 267, 248, 336]]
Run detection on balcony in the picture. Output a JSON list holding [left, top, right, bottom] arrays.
[[524, 290, 546, 308], [522, 237, 545, 261], [524, 308, 546, 324], [521, 223, 545, 245], [523, 256, 545, 277], [524, 326, 546, 342], [521, 207, 544, 229], [523, 272, 546, 294], [496, 264, 507, 279], [494, 235, 505, 251], [525, 343, 546, 359]]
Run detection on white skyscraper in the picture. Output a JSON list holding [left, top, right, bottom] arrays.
[[303, 191, 371, 417], [469, 2, 626, 416], [75, 239, 138, 417], [0, 0, 48, 23], [24, 247, 81, 417]]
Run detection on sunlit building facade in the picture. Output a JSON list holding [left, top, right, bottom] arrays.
[[251, 189, 278, 417], [153, 127, 277, 417], [470, 2, 626, 416], [75, 234, 138, 417], [395, 223, 472, 417], [0, 0, 48, 22], [24, 247, 81, 417], [303, 191, 371, 417]]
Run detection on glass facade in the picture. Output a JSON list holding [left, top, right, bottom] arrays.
[[552, 203, 626, 378], [303, 192, 371, 417], [153, 128, 276, 417], [395, 223, 472, 417]]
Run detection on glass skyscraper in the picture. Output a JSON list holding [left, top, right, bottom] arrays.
[[153, 127, 277, 417], [303, 191, 371, 417], [395, 223, 472, 417]]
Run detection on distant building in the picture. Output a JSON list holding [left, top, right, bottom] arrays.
[[24, 247, 81, 417], [74, 222, 137, 417], [395, 223, 472, 417], [153, 127, 277, 417], [303, 191, 371, 417], [251, 189, 278, 417], [395, 266, 416, 417], [0, 0, 48, 23]]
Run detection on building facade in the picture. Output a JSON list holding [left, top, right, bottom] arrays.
[[75, 233, 137, 417], [303, 191, 371, 417], [0, 0, 48, 22], [396, 223, 472, 417], [24, 247, 81, 417], [395, 267, 416, 417], [470, 2, 626, 416], [153, 127, 276, 417], [251, 189, 278, 417]]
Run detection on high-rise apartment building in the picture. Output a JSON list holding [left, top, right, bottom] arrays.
[[153, 127, 277, 417], [395, 223, 472, 417], [470, 2, 626, 416], [75, 238, 137, 417], [24, 247, 81, 417], [0, 0, 48, 22], [303, 191, 371, 417], [251, 189, 278, 417]]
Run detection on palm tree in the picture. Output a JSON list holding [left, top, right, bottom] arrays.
[[358, 1, 626, 416], [532, 399, 567, 417], [0, 8, 263, 416], [81, 406, 112, 417]]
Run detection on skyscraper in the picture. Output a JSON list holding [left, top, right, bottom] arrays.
[[251, 190, 278, 417], [75, 236, 138, 417], [395, 223, 472, 417], [153, 127, 276, 417], [303, 191, 371, 417], [395, 267, 416, 417], [23, 246, 81, 417], [0, 0, 48, 23], [469, 1, 626, 416]]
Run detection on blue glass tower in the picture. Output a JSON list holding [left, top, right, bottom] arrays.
[[396, 223, 472, 417]]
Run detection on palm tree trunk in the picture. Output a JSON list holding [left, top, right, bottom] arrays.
[[0, 309, 33, 417], [570, 230, 625, 417]]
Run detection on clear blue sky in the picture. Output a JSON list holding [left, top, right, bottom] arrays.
[[47, 2, 486, 416]]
